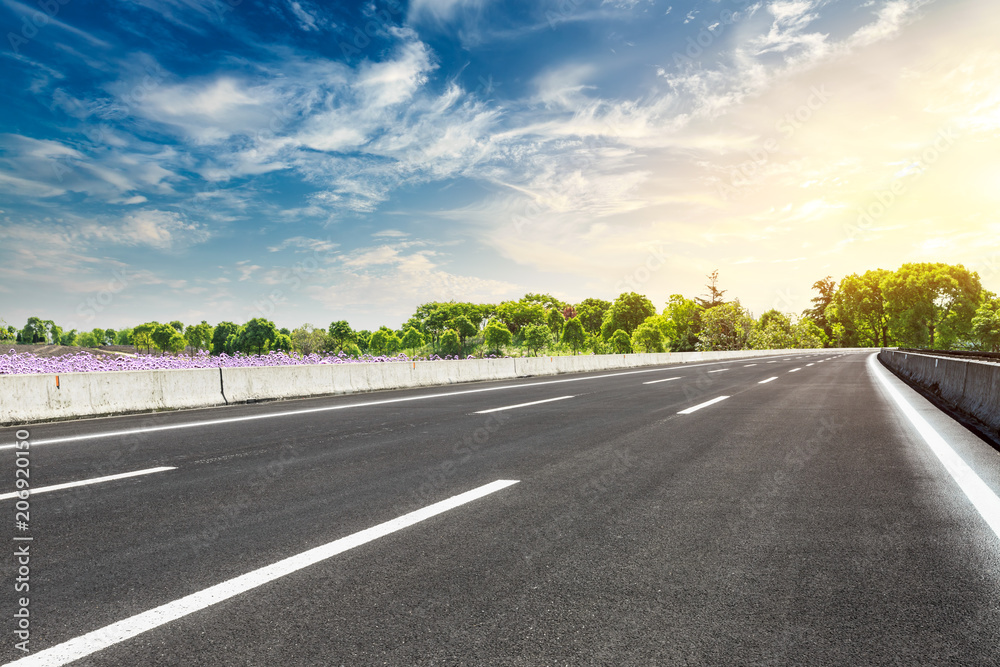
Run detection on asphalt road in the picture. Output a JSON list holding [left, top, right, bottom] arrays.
[[3, 351, 1000, 665]]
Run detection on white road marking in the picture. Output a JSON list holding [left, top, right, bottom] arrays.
[[707, 369, 729, 373], [767, 361, 777, 364], [0, 467, 175, 501], [678, 396, 730, 414], [474, 396, 574, 414], [788, 368, 801, 373], [758, 377, 778, 384], [4, 479, 520, 667], [743, 364, 757, 367], [868, 354, 1000, 542], [806, 363, 815, 367], [643, 377, 682, 385], [2, 359, 786, 449]]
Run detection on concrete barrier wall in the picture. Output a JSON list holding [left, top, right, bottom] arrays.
[[879, 349, 1000, 438], [2, 348, 872, 426]]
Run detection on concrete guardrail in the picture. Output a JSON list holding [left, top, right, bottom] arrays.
[[879, 348, 1000, 440], [1, 348, 874, 426]]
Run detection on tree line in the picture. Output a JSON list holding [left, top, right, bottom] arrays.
[[3, 263, 998, 357]]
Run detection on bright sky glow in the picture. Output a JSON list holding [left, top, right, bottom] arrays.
[[1, 0, 997, 331]]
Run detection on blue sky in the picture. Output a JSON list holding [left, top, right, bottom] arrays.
[[1, 0, 998, 333]]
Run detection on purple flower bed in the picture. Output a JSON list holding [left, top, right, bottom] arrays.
[[0, 349, 504, 375]]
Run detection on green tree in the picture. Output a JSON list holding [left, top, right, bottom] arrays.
[[328, 320, 356, 353], [695, 270, 727, 309], [602, 292, 656, 339], [212, 322, 240, 355], [272, 333, 293, 353], [169, 320, 184, 333], [662, 295, 703, 352], [697, 301, 754, 350], [369, 328, 402, 356], [631, 320, 665, 353], [561, 317, 586, 354], [151, 323, 176, 352], [496, 300, 546, 336], [60, 329, 78, 346], [449, 315, 478, 351], [792, 319, 826, 349], [747, 310, 794, 350], [575, 298, 611, 335], [523, 324, 553, 356], [834, 270, 892, 347], [484, 321, 512, 355], [885, 263, 982, 348], [971, 294, 1000, 352], [115, 328, 133, 345], [133, 322, 158, 354], [185, 321, 214, 353], [609, 329, 633, 354], [76, 331, 99, 347], [290, 324, 331, 355], [803, 276, 836, 342], [165, 332, 187, 354], [546, 308, 565, 338], [20, 317, 45, 344], [439, 329, 462, 356], [401, 327, 426, 354], [238, 318, 279, 355]]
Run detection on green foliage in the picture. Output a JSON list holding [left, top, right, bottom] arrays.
[[133, 322, 158, 354], [631, 320, 665, 353], [662, 295, 703, 351], [76, 331, 99, 347], [151, 323, 176, 352], [484, 321, 512, 354], [602, 292, 656, 339], [695, 270, 727, 309], [185, 322, 214, 353], [561, 317, 586, 354], [792, 319, 826, 349], [522, 293, 566, 311], [803, 276, 836, 341], [354, 330, 372, 354], [238, 318, 280, 355], [698, 301, 754, 351], [496, 300, 546, 336], [575, 298, 611, 334], [401, 327, 425, 352], [60, 330, 78, 346], [833, 270, 892, 347], [272, 333, 293, 353], [748, 310, 793, 350], [20, 317, 46, 344], [546, 308, 565, 337], [972, 294, 1000, 352], [439, 329, 461, 355], [884, 263, 981, 348], [328, 320, 356, 352], [165, 332, 187, 354], [115, 328, 133, 345], [369, 328, 402, 356], [609, 329, 632, 354], [522, 323, 553, 356], [211, 322, 240, 355], [449, 315, 478, 349], [290, 324, 331, 355]]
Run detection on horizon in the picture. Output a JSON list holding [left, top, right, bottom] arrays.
[[2, 0, 998, 332]]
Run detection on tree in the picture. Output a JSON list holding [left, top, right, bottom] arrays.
[[575, 298, 611, 335], [884, 263, 982, 348], [791, 319, 826, 348], [609, 329, 632, 354], [561, 317, 586, 354], [76, 331, 99, 347], [272, 333, 293, 353], [546, 308, 565, 338], [60, 330, 78, 346], [662, 295, 703, 352], [439, 329, 461, 356], [212, 322, 240, 355], [238, 318, 279, 355], [133, 323, 158, 354], [523, 324, 553, 356], [185, 322, 214, 353], [20, 317, 45, 344], [369, 328, 402, 356], [115, 328, 133, 345], [169, 320, 184, 333], [484, 321, 512, 355], [803, 276, 836, 342], [697, 300, 754, 350], [972, 294, 1000, 352], [165, 332, 187, 355], [834, 270, 892, 347], [43, 320, 63, 345], [0, 325, 14, 343], [151, 323, 176, 352], [328, 320, 356, 353], [401, 327, 426, 354], [449, 315, 478, 352], [522, 293, 566, 311], [290, 324, 331, 355], [602, 292, 656, 339], [695, 270, 727, 309], [496, 300, 546, 336], [631, 320, 665, 353], [747, 310, 794, 350]]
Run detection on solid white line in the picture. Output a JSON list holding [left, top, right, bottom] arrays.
[[758, 377, 778, 384], [677, 396, 730, 414], [473, 396, 574, 414], [1, 360, 777, 449], [0, 467, 176, 501], [5, 479, 520, 667], [643, 377, 682, 385], [707, 369, 729, 373], [788, 368, 801, 373], [868, 354, 1000, 542]]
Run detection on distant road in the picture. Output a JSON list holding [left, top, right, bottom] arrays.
[[4, 351, 1000, 665]]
